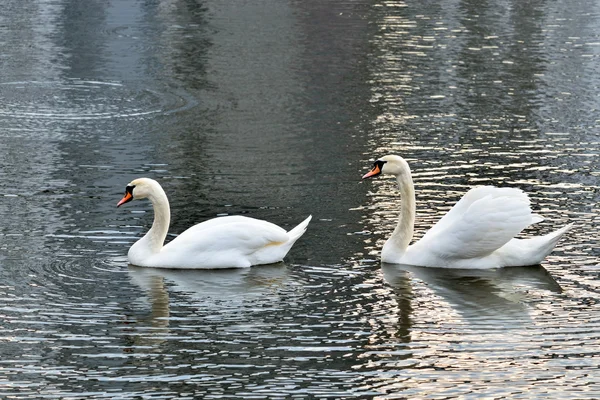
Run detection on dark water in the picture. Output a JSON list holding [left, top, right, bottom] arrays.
[[0, 0, 598, 398]]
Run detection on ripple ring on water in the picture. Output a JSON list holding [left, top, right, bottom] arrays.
[[0, 79, 198, 121]]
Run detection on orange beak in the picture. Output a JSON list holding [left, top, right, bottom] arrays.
[[362, 164, 381, 179], [117, 192, 133, 207]]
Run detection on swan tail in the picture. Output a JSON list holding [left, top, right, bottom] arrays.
[[287, 215, 312, 243], [537, 223, 572, 256], [515, 223, 573, 265], [264, 215, 311, 262]]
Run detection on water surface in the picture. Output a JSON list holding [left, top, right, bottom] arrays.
[[0, 0, 598, 398]]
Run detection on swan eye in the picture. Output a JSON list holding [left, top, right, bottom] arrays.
[[372, 160, 387, 173], [117, 184, 136, 207], [362, 160, 387, 179]]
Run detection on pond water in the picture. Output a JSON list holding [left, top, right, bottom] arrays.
[[0, 0, 598, 398]]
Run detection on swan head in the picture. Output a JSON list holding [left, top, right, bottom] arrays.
[[117, 178, 161, 207], [362, 155, 410, 179]]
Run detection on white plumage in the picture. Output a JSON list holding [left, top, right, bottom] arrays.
[[117, 178, 311, 269], [363, 155, 571, 269]]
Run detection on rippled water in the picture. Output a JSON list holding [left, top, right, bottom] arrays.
[[0, 0, 598, 398]]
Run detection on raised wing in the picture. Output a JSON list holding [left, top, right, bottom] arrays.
[[416, 187, 535, 259]]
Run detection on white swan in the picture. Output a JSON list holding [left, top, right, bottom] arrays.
[[362, 155, 571, 269], [117, 178, 311, 269]]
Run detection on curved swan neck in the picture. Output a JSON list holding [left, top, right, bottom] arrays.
[[387, 164, 416, 254], [142, 184, 171, 253]]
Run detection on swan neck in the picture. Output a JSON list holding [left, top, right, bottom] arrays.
[[390, 171, 416, 251], [144, 187, 171, 253]]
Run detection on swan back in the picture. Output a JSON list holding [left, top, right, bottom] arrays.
[[152, 215, 312, 269]]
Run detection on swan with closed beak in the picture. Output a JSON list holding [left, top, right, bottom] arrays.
[[117, 178, 311, 269], [362, 155, 571, 268]]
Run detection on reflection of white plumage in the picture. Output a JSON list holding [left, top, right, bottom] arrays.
[[363, 155, 571, 269], [117, 178, 311, 269]]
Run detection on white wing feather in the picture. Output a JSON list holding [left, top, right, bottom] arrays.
[[164, 216, 289, 255], [415, 187, 535, 259]]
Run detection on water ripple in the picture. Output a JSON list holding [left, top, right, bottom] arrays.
[[0, 80, 197, 123]]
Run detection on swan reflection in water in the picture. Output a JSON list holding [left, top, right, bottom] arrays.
[[381, 263, 562, 328], [125, 263, 290, 347]]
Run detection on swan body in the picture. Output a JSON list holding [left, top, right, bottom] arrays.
[[117, 178, 311, 269], [362, 155, 571, 269]]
